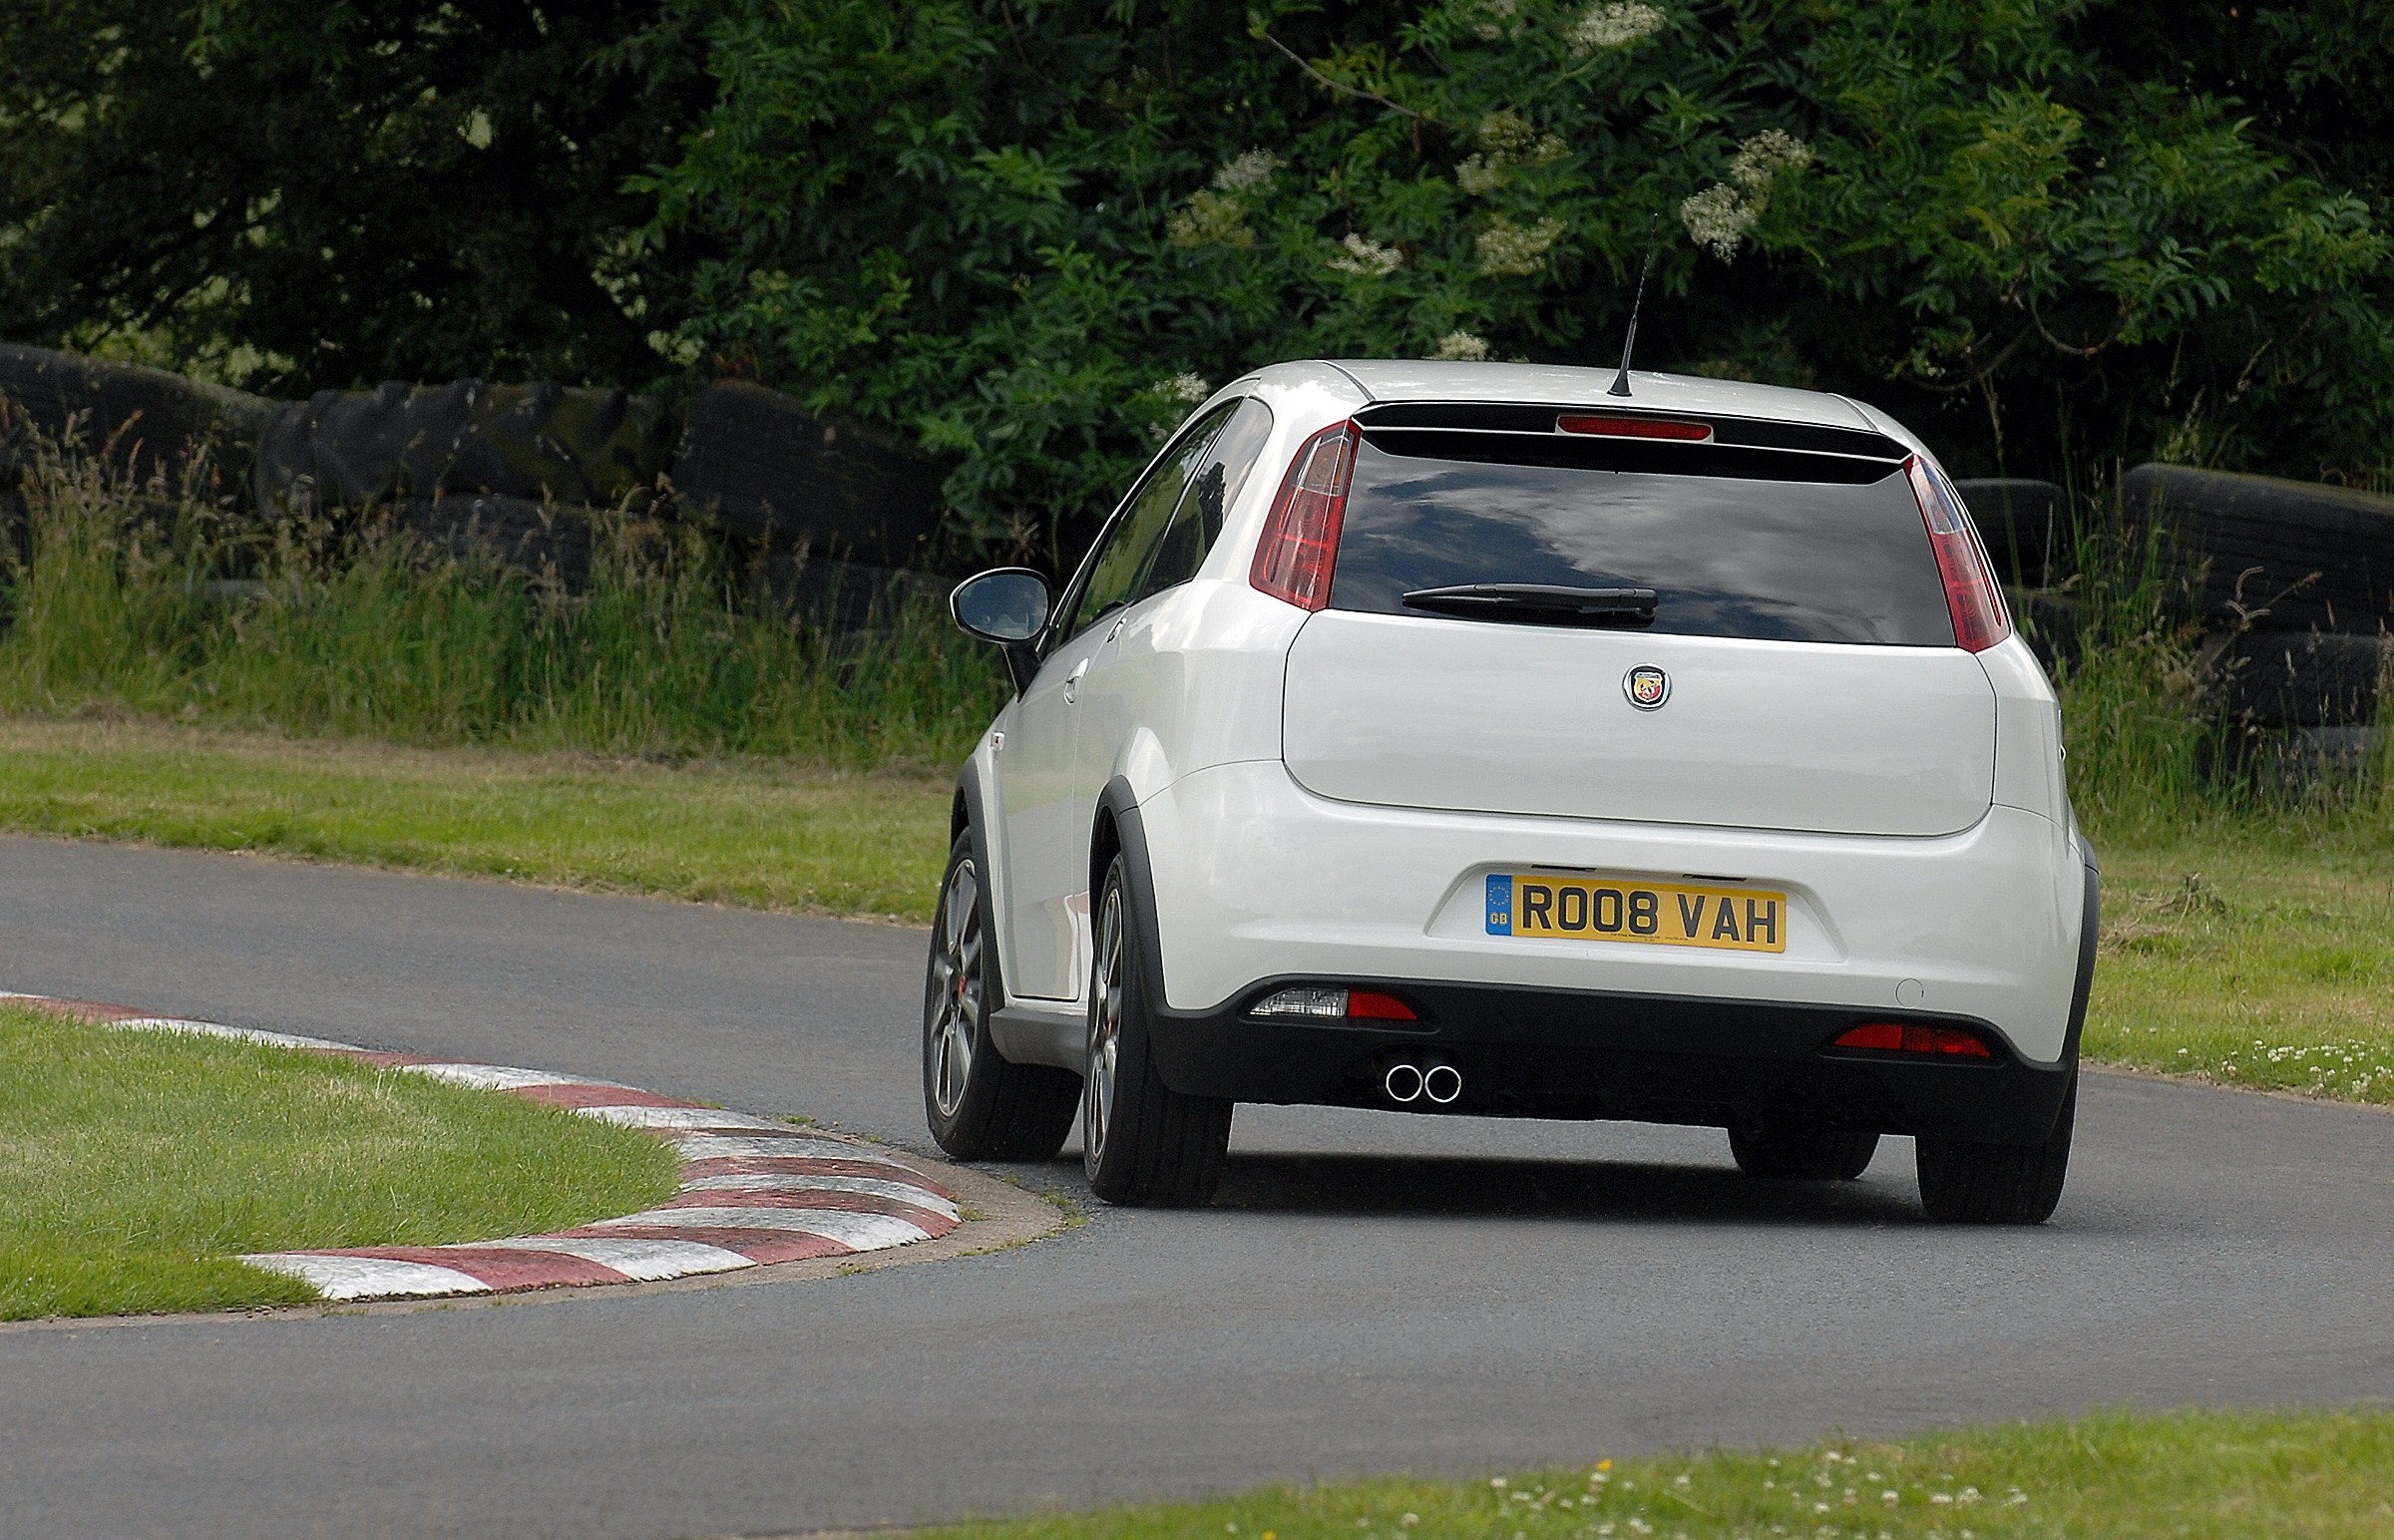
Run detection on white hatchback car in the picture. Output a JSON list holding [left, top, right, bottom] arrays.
[[925, 360, 2096, 1224]]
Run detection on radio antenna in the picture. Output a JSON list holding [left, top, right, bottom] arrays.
[[1607, 216, 1661, 398]]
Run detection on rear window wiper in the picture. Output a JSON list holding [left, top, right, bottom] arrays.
[[1400, 583, 1660, 626]]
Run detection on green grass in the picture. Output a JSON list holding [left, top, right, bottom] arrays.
[[0, 1001, 681, 1320], [2087, 829, 2394, 1105], [5, 441, 2393, 1100], [922, 1406, 2394, 1540], [0, 717, 954, 922], [0, 438, 1008, 768], [7, 716, 2394, 1104]]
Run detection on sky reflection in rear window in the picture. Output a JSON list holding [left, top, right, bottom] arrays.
[[1329, 442, 1956, 645]]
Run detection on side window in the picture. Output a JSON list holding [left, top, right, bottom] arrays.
[[1061, 402, 1235, 640], [1131, 396, 1275, 606]]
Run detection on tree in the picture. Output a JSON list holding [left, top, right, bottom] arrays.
[[0, 0, 708, 393], [632, 0, 2394, 558]]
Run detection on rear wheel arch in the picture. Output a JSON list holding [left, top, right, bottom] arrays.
[[954, 766, 1001, 1012], [1092, 777, 1172, 1030]]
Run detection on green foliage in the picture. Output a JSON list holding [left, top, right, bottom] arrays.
[[0, 0, 706, 391], [632, 0, 2394, 558], [8, 3, 2391, 562]]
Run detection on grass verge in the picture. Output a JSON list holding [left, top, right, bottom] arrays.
[[0, 1001, 681, 1320], [0, 716, 953, 922], [6, 716, 2392, 1109], [2090, 830, 2394, 1104], [920, 1407, 2393, 1540]]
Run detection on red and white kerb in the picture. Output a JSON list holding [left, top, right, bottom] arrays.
[[0, 990, 962, 1303]]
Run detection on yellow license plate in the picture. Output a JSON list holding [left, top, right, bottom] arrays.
[[1484, 874, 1787, 953]]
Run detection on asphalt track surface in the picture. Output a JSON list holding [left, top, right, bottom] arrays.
[[3, 835, 2391, 1540]]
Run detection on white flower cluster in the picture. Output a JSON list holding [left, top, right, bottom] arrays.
[[1143, 374, 1214, 441], [1467, 0, 1522, 41], [1211, 149, 1282, 193], [1456, 111, 1567, 196], [1679, 185, 1755, 261], [1169, 191, 1252, 250], [1679, 127, 1811, 262], [1429, 330, 1491, 361], [1566, 1, 1666, 53], [1476, 215, 1565, 276], [1327, 232, 1404, 277], [1730, 127, 1812, 188], [1169, 151, 1282, 250]]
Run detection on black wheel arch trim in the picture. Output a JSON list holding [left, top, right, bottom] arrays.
[[2061, 853, 2099, 1068], [954, 762, 1002, 1019], [1095, 776, 1170, 1035]]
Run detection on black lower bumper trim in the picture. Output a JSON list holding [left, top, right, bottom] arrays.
[[1147, 978, 2076, 1146]]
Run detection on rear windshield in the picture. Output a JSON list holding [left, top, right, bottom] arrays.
[[1327, 437, 1955, 646]]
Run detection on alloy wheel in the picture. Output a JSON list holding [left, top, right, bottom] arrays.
[[928, 857, 983, 1120], [1084, 884, 1125, 1170]]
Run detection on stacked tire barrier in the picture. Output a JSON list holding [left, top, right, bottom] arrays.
[[1949, 473, 2390, 790], [0, 345, 275, 496], [0, 346, 277, 572], [0, 343, 953, 627], [2123, 463, 2393, 788]]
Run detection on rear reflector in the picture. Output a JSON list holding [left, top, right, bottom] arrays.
[[1251, 420, 1360, 610], [1833, 1021, 1994, 1058], [1555, 413, 1713, 442], [1904, 455, 2012, 653], [1249, 985, 1417, 1022]]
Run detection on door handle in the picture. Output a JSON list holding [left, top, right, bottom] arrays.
[[1063, 658, 1089, 705]]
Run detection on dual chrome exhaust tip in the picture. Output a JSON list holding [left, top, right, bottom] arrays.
[[1383, 1053, 1462, 1107]]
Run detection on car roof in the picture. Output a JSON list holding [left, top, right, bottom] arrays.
[[1267, 359, 1877, 433]]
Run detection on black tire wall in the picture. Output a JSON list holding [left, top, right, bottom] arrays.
[[671, 382, 946, 571], [1956, 478, 2067, 588], [2220, 628, 2390, 727], [0, 343, 276, 496], [255, 380, 671, 514], [2124, 463, 2394, 634], [386, 495, 597, 588]]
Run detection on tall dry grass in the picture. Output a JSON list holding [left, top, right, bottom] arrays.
[[0, 431, 1007, 769]]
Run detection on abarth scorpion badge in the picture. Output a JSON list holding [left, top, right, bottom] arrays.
[[1624, 664, 1671, 710]]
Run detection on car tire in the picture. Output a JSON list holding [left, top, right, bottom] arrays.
[[1083, 854, 1232, 1206], [1915, 1071, 2076, 1224], [923, 833, 1079, 1161], [1728, 1117, 1880, 1181]]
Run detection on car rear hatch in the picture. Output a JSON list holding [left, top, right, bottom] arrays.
[[1274, 404, 2004, 838]]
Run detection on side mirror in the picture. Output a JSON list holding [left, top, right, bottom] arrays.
[[949, 568, 1050, 693]]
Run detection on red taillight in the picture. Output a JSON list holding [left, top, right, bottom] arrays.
[[1346, 990, 1418, 1021], [1833, 1021, 1993, 1058], [1904, 455, 2011, 652], [1555, 413, 1712, 442], [1251, 420, 1360, 610]]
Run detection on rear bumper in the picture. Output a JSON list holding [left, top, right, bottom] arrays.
[[1147, 977, 2078, 1145], [1136, 760, 2089, 1063]]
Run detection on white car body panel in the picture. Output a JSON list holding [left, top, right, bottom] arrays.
[[1330, 361, 1878, 432], [968, 358, 2085, 1082], [1283, 612, 2001, 837], [1136, 759, 2083, 1062]]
